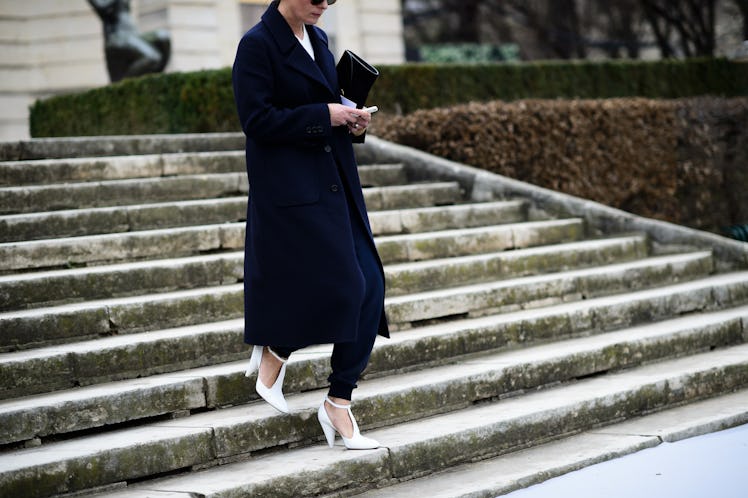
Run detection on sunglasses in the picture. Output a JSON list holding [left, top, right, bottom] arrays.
[[311, 0, 336, 5]]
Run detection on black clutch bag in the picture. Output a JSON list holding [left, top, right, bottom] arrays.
[[336, 50, 379, 109]]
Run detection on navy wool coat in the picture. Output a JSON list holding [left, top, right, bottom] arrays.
[[232, 2, 389, 348]]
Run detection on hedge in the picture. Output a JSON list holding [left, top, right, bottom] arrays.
[[29, 58, 748, 137], [370, 97, 748, 235]]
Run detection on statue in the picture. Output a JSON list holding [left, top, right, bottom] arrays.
[[88, 0, 171, 82]]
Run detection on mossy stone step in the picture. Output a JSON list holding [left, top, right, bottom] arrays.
[[0, 251, 714, 352], [385, 252, 713, 324], [384, 235, 648, 296], [0, 151, 246, 186], [368, 200, 528, 236], [0, 197, 248, 243], [4, 342, 746, 498], [0, 173, 249, 215], [0, 286, 748, 444]]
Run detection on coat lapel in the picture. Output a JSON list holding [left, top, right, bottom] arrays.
[[262, 3, 336, 99]]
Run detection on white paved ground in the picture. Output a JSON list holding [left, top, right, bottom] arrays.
[[505, 423, 748, 498]]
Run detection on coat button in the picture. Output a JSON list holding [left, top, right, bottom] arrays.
[[324, 145, 332, 153], [330, 184, 339, 192]]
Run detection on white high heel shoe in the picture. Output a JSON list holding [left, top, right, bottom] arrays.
[[245, 345, 289, 413], [317, 397, 379, 450]]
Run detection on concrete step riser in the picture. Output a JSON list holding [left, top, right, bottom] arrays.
[[0, 285, 245, 354], [3, 351, 747, 498], [0, 176, 448, 217], [0, 151, 246, 186], [0, 174, 249, 215], [6, 311, 741, 446], [2, 267, 745, 412], [358, 164, 407, 187], [364, 183, 461, 211], [0, 198, 248, 243], [376, 220, 585, 265], [385, 237, 648, 297], [0, 133, 245, 161], [0, 218, 577, 274], [0, 224, 247, 273], [0, 236, 643, 312], [369, 201, 527, 236], [386, 253, 714, 324], [0, 253, 714, 354], [0, 197, 517, 247], [0, 254, 245, 312]]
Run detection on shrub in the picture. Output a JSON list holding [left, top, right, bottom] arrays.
[[29, 58, 748, 137], [371, 97, 748, 234]]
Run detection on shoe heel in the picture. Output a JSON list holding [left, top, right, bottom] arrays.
[[317, 403, 336, 448], [245, 345, 262, 377]]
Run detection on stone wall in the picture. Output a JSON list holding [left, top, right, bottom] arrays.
[[0, 0, 405, 141]]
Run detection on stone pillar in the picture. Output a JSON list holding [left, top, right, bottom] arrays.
[[324, 0, 404, 64]]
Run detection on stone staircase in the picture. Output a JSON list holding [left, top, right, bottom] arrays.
[[1, 133, 747, 498]]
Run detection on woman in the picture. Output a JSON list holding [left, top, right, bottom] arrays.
[[231, 0, 389, 450]]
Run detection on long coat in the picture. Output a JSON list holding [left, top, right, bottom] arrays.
[[232, 2, 389, 348]]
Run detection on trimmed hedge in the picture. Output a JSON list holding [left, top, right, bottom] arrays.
[[371, 97, 748, 235], [29, 58, 748, 137]]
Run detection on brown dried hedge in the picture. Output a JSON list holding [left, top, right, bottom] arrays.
[[371, 97, 748, 235]]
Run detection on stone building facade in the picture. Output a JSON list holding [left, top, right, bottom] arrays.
[[0, 0, 405, 140]]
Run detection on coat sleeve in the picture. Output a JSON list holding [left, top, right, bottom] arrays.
[[232, 35, 333, 145]]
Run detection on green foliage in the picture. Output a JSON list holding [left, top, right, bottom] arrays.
[[29, 57, 748, 137], [371, 58, 748, 114], [30, 69, 238, 137]]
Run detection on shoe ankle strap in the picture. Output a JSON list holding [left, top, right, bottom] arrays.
[[325, 397, 352, 410]]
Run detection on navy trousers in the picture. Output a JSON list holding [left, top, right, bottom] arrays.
[[271, 181, 384, 400]]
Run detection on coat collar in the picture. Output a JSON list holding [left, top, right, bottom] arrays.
[[261, 1, 336, 98]]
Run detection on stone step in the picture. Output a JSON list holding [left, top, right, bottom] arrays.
[[1, 251, 715, 353], [3, 340, 747, 498], [358, 163, 407, 187], [0, 217, 581, 273], [0, 197, 248, 243], [0, 173, 249, 215], [0, 235, 643, 312], [0, 196, 516, 245], [0, 223, 247, 273], [0, 253, 245, 311], [385, 251, 713, 324], [0, 155, 405, 190], [2, 267, 744, 403], [375, 218, 585, 264], [0, 132, 244, 161], [0, 151, 245, 186], [368, 200, 528, 236], [2, 305, 746, 449], [384, 234, 648, 296], [355, 389, 748, 498], [363, 181, 462, 210]]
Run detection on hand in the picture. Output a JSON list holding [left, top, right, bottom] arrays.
[[328, 103, 371, 134]]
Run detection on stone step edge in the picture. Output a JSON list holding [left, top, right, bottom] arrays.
[[1, 264, 743, 396], [353, 389, 748, 498], [0, 150, 246, 186], [0, 198, 524, 246], [0, 252, 720, 352], [1, 234, 647, 312], [0, 132, 245, 161], [0, 216, 583, 274], [1, 305, 746, 449], [22, 344, 747, 498], [385, 251, 713, 324]]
